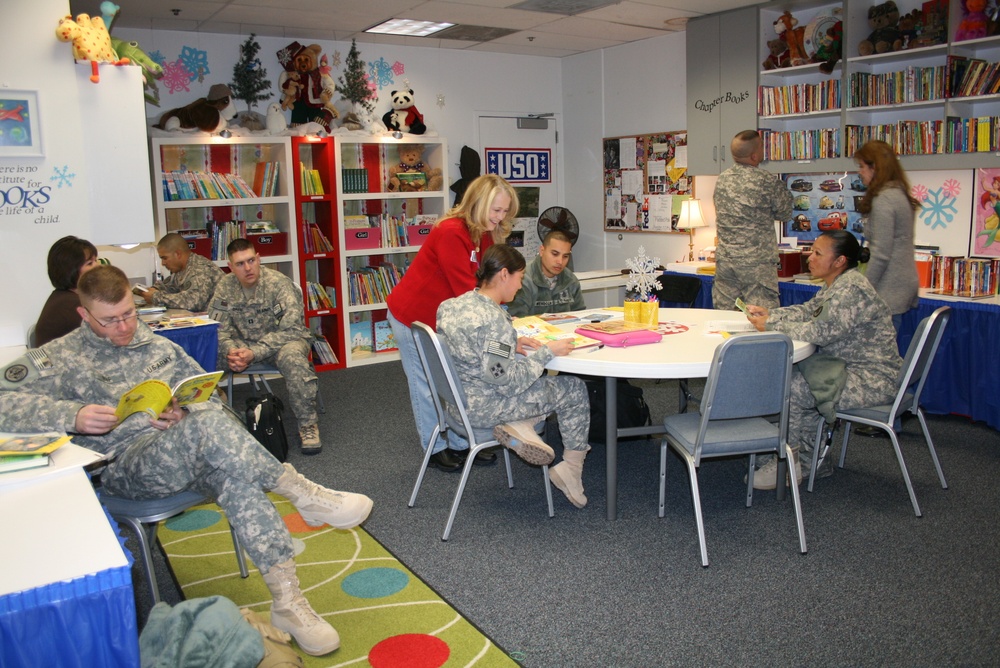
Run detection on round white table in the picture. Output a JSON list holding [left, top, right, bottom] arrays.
[[545, 308, 816, 520]]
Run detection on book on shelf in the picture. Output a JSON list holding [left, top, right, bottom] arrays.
[[0, 432, 72, 457], [373, 319, 398, 352], [343, 214, 371, 229], [0, 453, 50, 474], [115, 371, 224, 421], [311, 335, 339, 365], [342, 168, 368, 194], [252, 161, 280, 197], [350, 319, 374, 354], [512, 316, 602, 349]]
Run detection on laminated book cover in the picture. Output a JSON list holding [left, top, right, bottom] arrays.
[[373, 320, 398, 352], [350, 320, 374, 354], [512, 316, 601, 349]]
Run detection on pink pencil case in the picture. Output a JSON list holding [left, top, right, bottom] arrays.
[[574, 327, 663, 347]]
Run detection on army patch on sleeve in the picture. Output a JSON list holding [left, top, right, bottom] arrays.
[[484, 340, 514, 385], [4, 364, 28, 383]]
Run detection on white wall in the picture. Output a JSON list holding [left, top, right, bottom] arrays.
[[1, 0, 152, 344]]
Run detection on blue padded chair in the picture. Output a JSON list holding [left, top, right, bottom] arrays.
[[659, 332, 806, 567], [99, 489, 249, 603], [808, 306, 951, 517], [407, 321, 554, 541]]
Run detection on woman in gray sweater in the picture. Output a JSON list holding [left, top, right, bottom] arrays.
[[854, 140, 921, 331]]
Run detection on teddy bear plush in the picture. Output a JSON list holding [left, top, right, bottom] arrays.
[[155, 84, 237, 133], [276, 41, 338, 131], [763, 39, 790, 70], [382, 89, 427, 135], [814, 20, 843, 73], [859, 0, 902, 56], [387, 144, 442, 193]]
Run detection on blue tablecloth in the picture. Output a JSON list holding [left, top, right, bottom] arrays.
[[660, 271, 1000, 431], [157, 323, 219, 372]]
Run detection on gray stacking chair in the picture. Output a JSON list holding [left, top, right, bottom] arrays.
[[808, 306, 951, 517], [407, 321, 554, 541], [659, 332, 805, 567], [99, 489, 249, 603]]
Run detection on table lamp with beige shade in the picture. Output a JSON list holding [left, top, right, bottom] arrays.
[[676, 198, 708, 262]]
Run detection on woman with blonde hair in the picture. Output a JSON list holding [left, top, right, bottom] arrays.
[[387, 174, 520, 472], [854, 140, 920, 331]]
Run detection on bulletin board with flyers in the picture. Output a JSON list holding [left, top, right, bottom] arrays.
[[603, 131, 692, 232]]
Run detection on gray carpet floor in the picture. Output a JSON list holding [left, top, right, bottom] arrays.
[[131, 361, 1000, 666]]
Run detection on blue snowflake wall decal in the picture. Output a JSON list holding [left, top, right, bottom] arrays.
[[178, 46, 210, 83], [148, 50, 166, 67], [918, 186, 958, 231], [51, 165, 76, 188], [368, 58, 395, 90]]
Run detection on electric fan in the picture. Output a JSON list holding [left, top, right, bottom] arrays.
[[537, 206, 580, 246]]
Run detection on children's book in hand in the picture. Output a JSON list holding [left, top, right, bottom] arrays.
[[512, 316, 602, 349], [0, 431, 72, 456], [115, 370, 224, 421]]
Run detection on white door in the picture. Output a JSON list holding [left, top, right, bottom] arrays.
[[477, 115, 560, 259]]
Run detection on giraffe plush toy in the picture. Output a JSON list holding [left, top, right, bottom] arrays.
[[55, 14, 129, 83]]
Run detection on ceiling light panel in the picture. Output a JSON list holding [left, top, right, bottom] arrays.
[[365, 18, 456, 36]]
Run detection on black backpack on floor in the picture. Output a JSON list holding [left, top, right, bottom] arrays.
[[582, 377, 652, 444], [245, 393, 289, 462]]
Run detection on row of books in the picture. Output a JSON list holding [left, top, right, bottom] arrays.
[[305, 281, 336, 310], [757, 80, 840, 117], [943, 116, 1000, 153], [347, 262, 404, 306], [209, 220, 249, 260], [759, 128, 840, 161], [252, 161, 282, 198], [311, 335, 339, 365], [929, 256, 1000, 298], [161, 170, 258, 201], [298, 163, 325, 196], [847, 66, 945, 108], [946, 55, 1000, 99], [342, 168, 369, 194], [844, 121, 945, 156], [302, 222, 334, 254], [350, 318, 397, 354]]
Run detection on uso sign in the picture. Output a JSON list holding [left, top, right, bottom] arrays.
[[485, 148, 551, 184]]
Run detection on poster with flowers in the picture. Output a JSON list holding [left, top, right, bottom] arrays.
[[971, 168, 1000, 259]]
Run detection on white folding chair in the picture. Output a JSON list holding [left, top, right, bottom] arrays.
[[407, 321, 554, 541]]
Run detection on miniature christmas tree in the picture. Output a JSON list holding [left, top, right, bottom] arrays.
[[230, 33, 271, 113], [337, 39, 375, 114]]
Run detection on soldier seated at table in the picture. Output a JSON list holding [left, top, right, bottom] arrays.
[[136, 233, 225, 313], [210, 239, 323, 454], [506, 230, 586, 317], [0, 264, 372, 657]]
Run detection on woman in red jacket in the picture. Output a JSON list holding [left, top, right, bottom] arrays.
[[387, 174, 518, 471]]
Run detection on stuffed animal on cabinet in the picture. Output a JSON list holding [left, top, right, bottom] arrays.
[[387, 144, 442, 192], [154, 84, 237, 133], [955, 0, 990, 40], [858, 0, 902, 55], [774, 11, 809, 66], [55, 13, 129, 83], [814, 21, 843, 73], [276, 41, 339, 131], [381, 89, 427, 135], [763, 39, 791, 69]]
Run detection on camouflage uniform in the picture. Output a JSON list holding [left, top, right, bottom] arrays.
[[150, 252, 225, 312], [437, 290, 590, 451], [507, 256, 586, 317], [766, 268, 902, 467], [713, 163, 793, 310], [210, 267, 317, 426], [0, 322, 293, 572]]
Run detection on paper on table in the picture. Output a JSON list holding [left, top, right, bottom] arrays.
[[0, 442, 105, 487]]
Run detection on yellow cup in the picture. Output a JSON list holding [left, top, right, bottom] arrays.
[[623, 300, 658, 327]]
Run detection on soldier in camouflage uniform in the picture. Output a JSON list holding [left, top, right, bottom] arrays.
[[210, 239, 321, 453], [437, 244, 592, 508], [136, 233, 225, 312], [746, 231, 901, 489], [713, 130, 793, 311], [0, 265, 372, 656]]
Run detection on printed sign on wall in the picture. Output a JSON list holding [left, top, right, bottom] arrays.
[[485, 148, 551, 183]]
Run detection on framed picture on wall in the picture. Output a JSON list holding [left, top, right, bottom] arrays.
[[970, 168, 1000, 259], [0, 90, 43, 157]]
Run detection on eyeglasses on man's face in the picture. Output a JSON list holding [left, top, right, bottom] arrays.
[[85, 307, 139, 328]]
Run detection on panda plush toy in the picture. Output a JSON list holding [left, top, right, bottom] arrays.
[[381, 89, 426, 135]]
